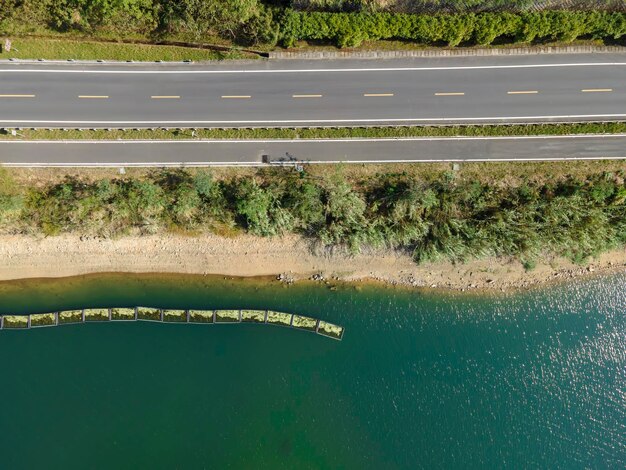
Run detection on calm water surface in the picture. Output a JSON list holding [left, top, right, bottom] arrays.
[[0, 273, 624, 469]]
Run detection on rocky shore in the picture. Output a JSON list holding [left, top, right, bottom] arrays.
[[0, 233, 624, 291]]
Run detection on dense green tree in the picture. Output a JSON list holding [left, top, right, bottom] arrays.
[[318, 173, 368, 250], [233, 178, 294, 236]]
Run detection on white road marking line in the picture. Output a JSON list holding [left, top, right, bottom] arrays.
[[78, 95, 109, 99], [5, 113, 626, 125], [363, 93, 394, 97], [581, 88, 613, 93], [221, 95, 251, 99], [3, 62, 626, 74], [292, 94, 322, 98], [151, 95, 180, 99], [507, 90, 539, 95], [0, 94, 35, 98], [435, 92, 464, 96]]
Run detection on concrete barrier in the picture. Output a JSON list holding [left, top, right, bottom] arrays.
[[268, 45, 626, 60]]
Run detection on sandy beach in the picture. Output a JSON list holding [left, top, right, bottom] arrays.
[[0, 233, 624, 290]]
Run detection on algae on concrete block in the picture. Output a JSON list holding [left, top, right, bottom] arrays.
[[292, 314, 317, 331], [30, 313, 57, 327], [59, 310, 84, 324], [137, 307, 162, 321], [189, 310, 214, 323], [2, 315, 29, 329], [84, 308, 110, 321], [317, 321, 344, 340], [163, 309, 187, 322], [241, 309, 266, 323], [266, 311, 293, 327], [111, 308, 136, 320], [215, 310, 240, 323]]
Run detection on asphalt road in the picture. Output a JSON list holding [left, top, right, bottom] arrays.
[[1, 135, 625, 166], [2, 54, 626, 128]]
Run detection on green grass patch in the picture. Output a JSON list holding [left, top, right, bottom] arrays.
[[0, 37, 253, 62], [3, 122, 626, 141]]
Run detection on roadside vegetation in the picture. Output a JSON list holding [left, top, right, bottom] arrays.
[[0, 37, 252, 62], [3, 122, 626, 141], [293, 0, 624, 14], [278, 10, 626, 48], [0, 2, 625, 61], [1, 165, 625, 267]]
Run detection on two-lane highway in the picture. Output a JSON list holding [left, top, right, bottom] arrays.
[[2, 55, 626, 128]]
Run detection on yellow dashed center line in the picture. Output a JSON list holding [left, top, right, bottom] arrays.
[[435, 92, 465, 96], [221, 95, 251, 99], [581, 88, 613, 93], [78, 95, 109, 99], [0, 94, 35, 98], [363, 93, 394, 97], [507, 90, 539, 95], [292, 94, 322, 98], [151, 95, 180, 99]]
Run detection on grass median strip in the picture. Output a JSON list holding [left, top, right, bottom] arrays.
[[3, 122, 626, 141], [0, 37, 254, 62]]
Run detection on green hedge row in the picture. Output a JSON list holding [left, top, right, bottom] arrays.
[[277, 10, 626, 47]]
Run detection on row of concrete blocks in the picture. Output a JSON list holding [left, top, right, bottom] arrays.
[[0, 308, 345, 340]]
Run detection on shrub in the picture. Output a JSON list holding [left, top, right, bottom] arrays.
[[277, 10, 626, 48], [13, 168, 626, 266]]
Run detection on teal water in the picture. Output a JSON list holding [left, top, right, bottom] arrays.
[[0, 273, 624, 469]]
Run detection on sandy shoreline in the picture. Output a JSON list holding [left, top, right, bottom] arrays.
[[0, 233, 624, 291]]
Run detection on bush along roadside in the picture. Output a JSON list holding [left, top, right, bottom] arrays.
[[276, 10, 626, 48], [3, 122, 626, 141], [1, 6, 626, 58], [2, 168, 625, 267]]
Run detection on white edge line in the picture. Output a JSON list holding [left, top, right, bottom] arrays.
[[3, 134, 626, 144], [2, 62, 626, 74], [4, 113, 626, 125]]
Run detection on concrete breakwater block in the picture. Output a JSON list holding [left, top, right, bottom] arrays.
[[58, 310, 84, 324], [84, 308, 110, 322], [241, 309, 266, 323], [136, 307, 162, 322], [1, 315, 29, 329], [111, 308, 136, 321], [317, 321, 344, 340], [163, 309, 187, 323], [30, 313, 57, 327], [215, 310, 241, 323], [188, 310, 214, 323], [292, 314, 318, 332], [266, 311, 293, 327]]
